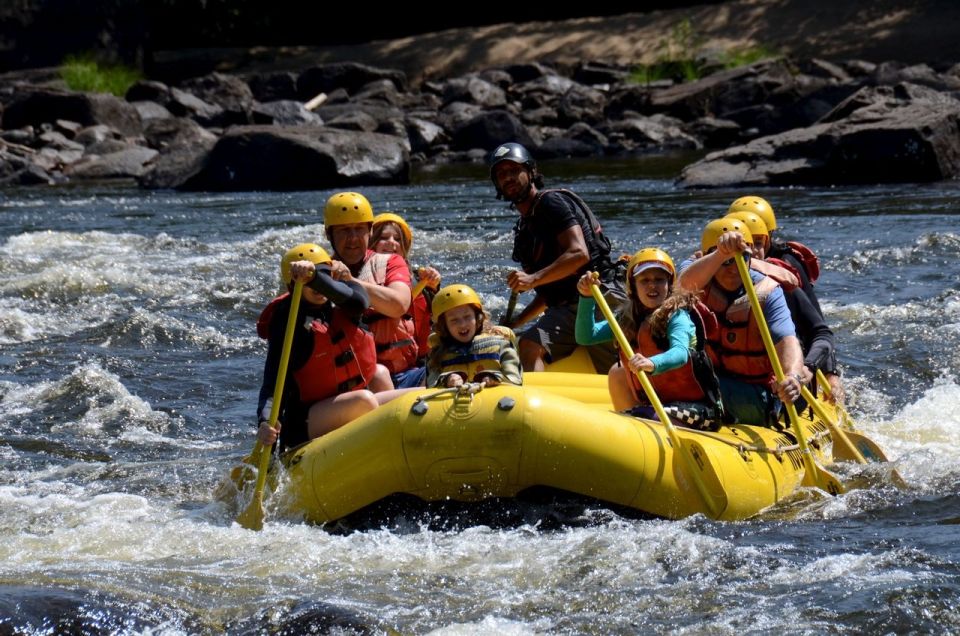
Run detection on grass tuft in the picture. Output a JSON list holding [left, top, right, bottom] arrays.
[[59, 55, 142, 96]]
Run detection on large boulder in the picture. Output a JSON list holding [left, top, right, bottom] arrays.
[[3, 89, 141, 136], [679, 83, 960, 187], [138, 118, 219, 189], [164, 126, 409, 191], [297, 63, 407, 100], [451, 110, 536, 152]]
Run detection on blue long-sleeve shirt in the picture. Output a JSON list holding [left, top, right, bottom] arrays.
[[575, 296, 694, 374]]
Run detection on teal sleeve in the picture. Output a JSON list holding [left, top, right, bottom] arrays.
[[575, 296, 613, 345], [649, 310, 694, 374]]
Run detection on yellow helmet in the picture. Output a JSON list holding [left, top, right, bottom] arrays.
[[372, 212, 413, 247], [701, 218, 753, 254], [725, 210, 769, 240], [324, 192, 374, 229], [728, 195, 776, 231], [280, 243, 331, 285], [431, 284, 483, 317], [626, 248, 675, 296]]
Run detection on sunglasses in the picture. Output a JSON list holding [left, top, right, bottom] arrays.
[[720, 252, 751, 267]]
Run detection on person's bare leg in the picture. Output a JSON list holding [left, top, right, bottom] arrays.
[[519, 339, 546, 371], [607, 364, 638, 411], [374, 387, 420, 404], [368, 363, 394, 392], [306, 390, 379, 438]]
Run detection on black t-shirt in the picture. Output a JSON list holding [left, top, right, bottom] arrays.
[[512, 190, 610, 307]]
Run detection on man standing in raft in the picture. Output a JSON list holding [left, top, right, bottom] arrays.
[[490, 142, 625, 372]]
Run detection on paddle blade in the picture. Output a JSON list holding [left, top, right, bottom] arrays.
[[213, 444, 263, 499], [676, 438, 729, 519], [236, 490, 265, 531], [802, 463, 846, 495]]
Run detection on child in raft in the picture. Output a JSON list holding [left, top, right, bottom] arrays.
[[426, 284, 523, 388], [574, 248, 723, 429], [369, 212, 442, 365]]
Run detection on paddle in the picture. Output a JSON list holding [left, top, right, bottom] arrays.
[[733, 253, 844, 495], [799, 385, 867, 463], [814, 370, 906, 486], [590, 281, 728, 519], [236, 279, 305, 530], [501, 290, 519, 326], [411, 278, 429, 299]]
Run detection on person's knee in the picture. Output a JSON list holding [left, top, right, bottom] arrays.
[[370, 364, 394, 391], [519, 338, 546, 369]]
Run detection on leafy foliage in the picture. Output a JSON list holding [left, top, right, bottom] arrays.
[[630, 18, 778, 85], [59, 55, 142, 96]]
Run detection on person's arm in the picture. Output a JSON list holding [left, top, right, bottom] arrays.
[[339, 253, 412, 318], [678, 231, 750, 292], [678, 248, 726, 291], [648, 310, 694, 374], [507, 293, 546, 329], [507, 224, 589, 292], [785, 287, 835, 380], [309, 269, 369, 317], [763, 287, 805, 403], [575, 295, 613, 345], [498, 342, 523, 385]]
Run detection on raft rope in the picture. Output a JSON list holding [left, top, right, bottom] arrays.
[[413, 382, 485, 405], [413, 382, 832, 459], [680, 421, 833, 459]]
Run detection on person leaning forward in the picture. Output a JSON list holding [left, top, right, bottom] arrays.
[[490, 142, 626, 372], [677, 218, 806, 427]]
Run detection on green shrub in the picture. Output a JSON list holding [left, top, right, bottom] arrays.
[[720, 46, 779, 69], [59, 55, 142, 96], [630, 18, 778, 85]]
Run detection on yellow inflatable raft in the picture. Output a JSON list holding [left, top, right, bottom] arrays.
[[276, 367, 840, 523]]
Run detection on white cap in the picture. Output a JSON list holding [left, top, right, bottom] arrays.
[[633, 262, 672, 277]]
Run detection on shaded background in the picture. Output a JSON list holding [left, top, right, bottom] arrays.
[[0, 1, 712, 71]]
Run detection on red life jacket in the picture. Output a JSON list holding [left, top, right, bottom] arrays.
[[357, 253, 419, 374], [257, 294, 378, 403], [771, 241, 820, 284], [699, 278, 778, 384], [621, 314, 706, 404], [752, 258, 799, 292], [411, 292, 432, 361]]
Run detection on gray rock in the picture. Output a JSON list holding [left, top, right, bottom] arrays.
[[442, 77, 507, 108], [132, 101, 173, 121], [451, 110, 536, 152], [680, 83, 960, 187], [165, 125, 409, 191], [3, 89, 141, 136], [252, 101, 322, 126], [66, 147, 159, 179]]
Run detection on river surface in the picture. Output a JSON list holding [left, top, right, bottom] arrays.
[[1, 162, 959, 634]]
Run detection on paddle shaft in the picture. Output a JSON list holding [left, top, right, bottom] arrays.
[[590, 283, 725, 519], [800, 385, 867, 463], [237, 279, 304, 529], [411, 278, 429, 299], [733, 253, 842, 493], [502, 290, 519, 326]]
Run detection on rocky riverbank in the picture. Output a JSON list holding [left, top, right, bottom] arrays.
[[2, 53, 960, 190]]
